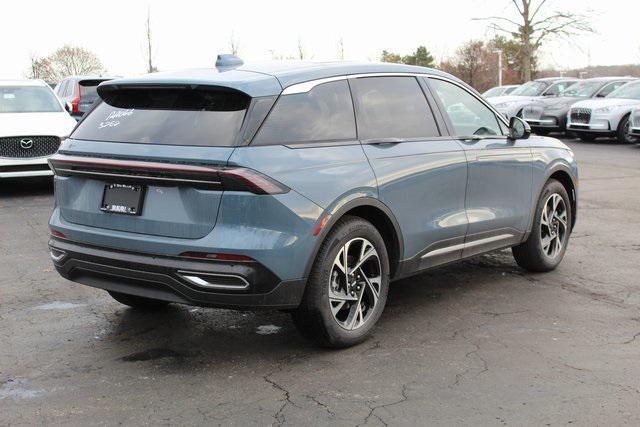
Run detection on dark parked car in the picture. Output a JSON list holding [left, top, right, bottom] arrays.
[[54, 76, 115, 119], [47, 61, 578, 348], [522, 77, 635, 135]]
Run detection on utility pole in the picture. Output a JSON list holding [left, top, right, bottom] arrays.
[[495, 49, 503, 86]]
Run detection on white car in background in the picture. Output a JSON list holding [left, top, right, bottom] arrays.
[[0, 80, 77, 178], [629, 107, 640, 139], [567, 80, 640, 144], [488, 77, 578, 120], [482, 84, 519, 98]]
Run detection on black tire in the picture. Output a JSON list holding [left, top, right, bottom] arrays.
[[292, 216, 390, 348], [108, 291, 170, 310], [512, 179, 572, 272], [534, 128, 550, 136], [617, 114, 637, 144], [579, 133, 596, 142]]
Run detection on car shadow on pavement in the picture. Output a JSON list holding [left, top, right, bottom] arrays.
[[99, 250, 523, 368], [0, 176, 53, 198]]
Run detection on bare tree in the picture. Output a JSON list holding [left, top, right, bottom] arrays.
[[476, 0, 593, 80], [49, 45, 104, 77], [230, 32, 239, 56], [145, 7, 158, 73], [26, 52, 58, 83], [297, 37, 305, 60]]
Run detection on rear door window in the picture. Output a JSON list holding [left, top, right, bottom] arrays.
[[429, 78, 503, 137], [350, 76, 440, 141], [252, 80, 356, 145], [71, 86, 250, 146]]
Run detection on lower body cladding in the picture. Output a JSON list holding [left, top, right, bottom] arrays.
[[0, 157, 53, 178], [49, 238, 306, 309]]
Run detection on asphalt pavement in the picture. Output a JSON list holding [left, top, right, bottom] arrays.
[[1, 139, 639, 426]]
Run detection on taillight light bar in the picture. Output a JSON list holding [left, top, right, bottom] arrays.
[[47, 153, 289, 195]]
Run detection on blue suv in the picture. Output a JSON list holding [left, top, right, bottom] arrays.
[[48, 61, 578, 348]]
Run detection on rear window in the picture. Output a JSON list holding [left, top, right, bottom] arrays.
[[79, 80, 108, 99], [71, 86, 250, 146]]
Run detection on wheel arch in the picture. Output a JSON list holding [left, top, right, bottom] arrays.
[[303, 197, 404, 280], [548, 169, 577, 230]]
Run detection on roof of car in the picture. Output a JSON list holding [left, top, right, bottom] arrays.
[[535, 77, 577, 82], [584, 76, 636, 82], [98, 61, 458, 97], [0, 79, 50, 87]]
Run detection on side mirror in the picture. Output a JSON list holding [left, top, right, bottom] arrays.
[[509, 116, 531, 140], [64, 102, 72, 113]]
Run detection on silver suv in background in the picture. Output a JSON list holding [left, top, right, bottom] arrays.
[[567, 80, 640, 143], [488, 77, 578, 120], [54, 76, 115, 119], [521, 77, 635, 135]]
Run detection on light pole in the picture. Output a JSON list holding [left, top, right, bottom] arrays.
[[494, 49, 503, 86]]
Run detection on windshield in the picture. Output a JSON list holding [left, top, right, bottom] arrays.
[[561, 81, 605, 97], [72, 86, 250, 146], [510, 81, 547, 96], [483, 87, 504, 97], [0, 85, 62, 113], [606, 82, 640, 100]]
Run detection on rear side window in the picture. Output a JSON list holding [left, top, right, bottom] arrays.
[[350, 76, 439, 140], [71, 86, 250, 146], [253, 80, 355, 145]]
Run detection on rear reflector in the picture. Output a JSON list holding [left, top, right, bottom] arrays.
[[50, 229, 66, 239], [47, 153, 289, 194], [179, 251, 254, 262]]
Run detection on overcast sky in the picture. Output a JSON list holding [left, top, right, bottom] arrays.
[[2, 0, 639, 79]]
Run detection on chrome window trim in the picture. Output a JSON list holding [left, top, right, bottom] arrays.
[[280, 72, 509, 132]]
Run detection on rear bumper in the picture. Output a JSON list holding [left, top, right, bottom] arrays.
[[49, 238, 306, 309]]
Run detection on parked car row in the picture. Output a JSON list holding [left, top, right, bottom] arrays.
[[485, 76, 640, 144], [0, 75, 116, 178], [0, 80, 77, 178]]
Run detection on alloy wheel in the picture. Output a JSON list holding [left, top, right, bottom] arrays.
[[328, 238, 382, 330], [540, 193, 567, 259]]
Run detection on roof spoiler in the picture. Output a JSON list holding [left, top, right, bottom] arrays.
[[215, 54, 243, 71]]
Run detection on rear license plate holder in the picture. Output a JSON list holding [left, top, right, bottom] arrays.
[[100, 183, 145, 216]]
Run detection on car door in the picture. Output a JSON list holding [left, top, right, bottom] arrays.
[[351, 76, 469, 273], [427, 77, 533, 258]]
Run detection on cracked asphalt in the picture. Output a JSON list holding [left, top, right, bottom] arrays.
[[1, 139, 640, 426]]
